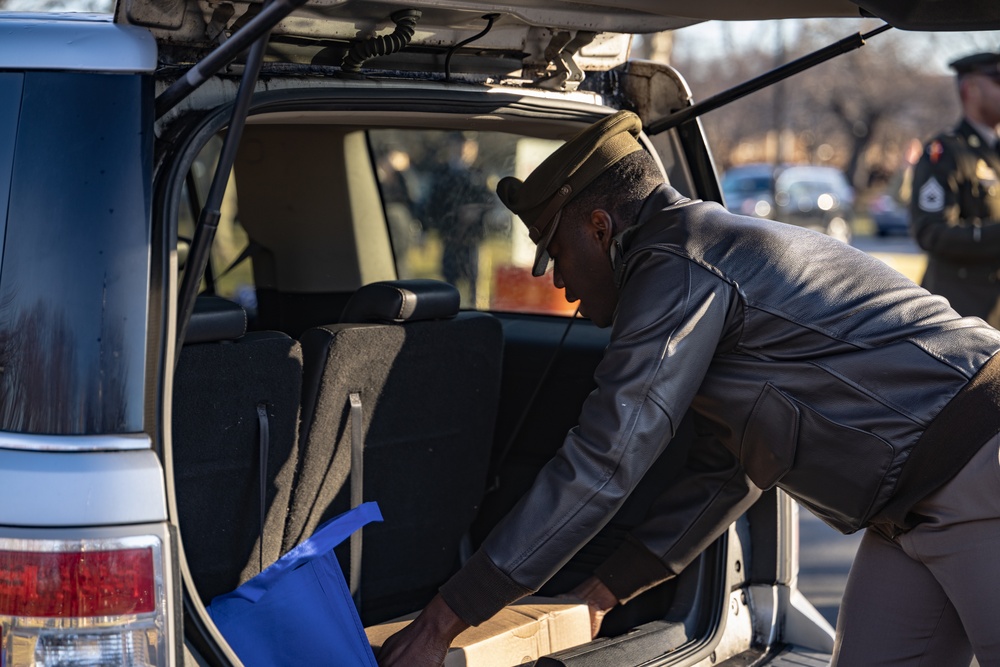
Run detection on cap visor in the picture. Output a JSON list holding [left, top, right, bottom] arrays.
[[530, 210, 561, 277], [531, 246, 551, 277]]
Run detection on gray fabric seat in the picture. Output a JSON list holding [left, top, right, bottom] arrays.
[[290, 280, 503, 625], [172, 295, 304, 603]]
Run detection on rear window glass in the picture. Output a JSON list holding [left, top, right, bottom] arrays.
[[177, 136, 255, 312], [0, 74, 18, 276], [368, 129, 577, 316]]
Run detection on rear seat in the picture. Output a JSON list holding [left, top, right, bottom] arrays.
[[172, 295, 304, 602], [290, 279, 503, 625]]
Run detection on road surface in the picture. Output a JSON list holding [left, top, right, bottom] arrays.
[[797, 507, 862, 628]]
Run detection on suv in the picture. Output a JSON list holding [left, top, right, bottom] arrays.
[[721, 163, 778, 219], [773, 165, 856, 244], [0, 4, 992, 666], [722, 164, 856, 243]]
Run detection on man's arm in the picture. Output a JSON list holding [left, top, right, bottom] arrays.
[[376, 594, 468, 667], [595, 432, 761, 604], [565, 432, 760, 638], [440, 250, 738, 625], [377, 249, 737, 663]]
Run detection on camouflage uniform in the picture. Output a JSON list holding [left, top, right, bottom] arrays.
[[910, 119, 1000, 325]]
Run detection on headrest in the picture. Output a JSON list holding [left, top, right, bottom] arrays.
[[185, 295, 247, 344], [339, 280, 460, 324]]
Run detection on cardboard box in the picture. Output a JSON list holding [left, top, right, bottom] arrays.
[[366, 596, 591, 666]]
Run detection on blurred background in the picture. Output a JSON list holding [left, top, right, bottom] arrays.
[[651, 19, 1000, 289]]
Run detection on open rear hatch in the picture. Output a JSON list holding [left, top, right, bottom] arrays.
[[117, 0, 1000, 76]]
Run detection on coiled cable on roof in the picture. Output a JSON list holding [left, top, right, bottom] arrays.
[[341, 9, 421, 75]]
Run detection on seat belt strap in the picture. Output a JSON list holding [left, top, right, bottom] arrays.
[[485, 306, 579, 493], [256, 402, 271, 575], [349, 392, 364, 608]]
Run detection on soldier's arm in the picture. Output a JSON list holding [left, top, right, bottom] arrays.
[[593, 434, 761, 605], [910, 140, 1000, 262]]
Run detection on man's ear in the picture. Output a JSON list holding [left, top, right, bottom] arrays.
[[590, 209, 615, 250]]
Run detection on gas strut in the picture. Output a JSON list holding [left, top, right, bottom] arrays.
[[647, 23, 892, 134], [173, 5, 275, 354]]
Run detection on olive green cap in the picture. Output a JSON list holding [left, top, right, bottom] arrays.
[[496, 110, 643, 276], [949, 51, 1000, 77]]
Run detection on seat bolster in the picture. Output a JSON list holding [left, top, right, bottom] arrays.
[[298, 324, 380, 442], [298, 326, 337, 446]]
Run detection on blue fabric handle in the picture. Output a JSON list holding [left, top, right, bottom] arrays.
[[233, 501, 382, 603], [207, 502, 384, 667]]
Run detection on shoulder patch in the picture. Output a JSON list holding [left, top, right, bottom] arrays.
[[929, 140, 944, 164], [918, 177, 945, 212]]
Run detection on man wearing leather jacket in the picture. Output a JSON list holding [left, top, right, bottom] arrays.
[[378, 110, 1000, 666]]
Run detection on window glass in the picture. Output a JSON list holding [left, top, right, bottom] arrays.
[[179, 136, 256, 314], [0, 72, 150, 435], [0, 74, 18, 272], [368, 129, 577, 316]]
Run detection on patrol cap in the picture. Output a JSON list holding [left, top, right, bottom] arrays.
[[948, 51, 1000, 78], [496, 110, 643, 276]]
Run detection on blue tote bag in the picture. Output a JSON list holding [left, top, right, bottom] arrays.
[[208, 502, 383, 667]]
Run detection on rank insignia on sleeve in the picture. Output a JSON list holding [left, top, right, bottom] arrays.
[[929, 140, 944, 164], [918, 177, 945, 212]]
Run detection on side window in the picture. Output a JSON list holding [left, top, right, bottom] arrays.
[[368, 129, 577, 316], [178, 136, 257, 316]]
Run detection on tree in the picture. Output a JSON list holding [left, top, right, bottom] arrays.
[[783, 20, 958, 188], [672, 19, 964, 191]]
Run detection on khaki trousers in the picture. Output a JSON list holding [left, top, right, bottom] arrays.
[[832, 433, 1000, 666]]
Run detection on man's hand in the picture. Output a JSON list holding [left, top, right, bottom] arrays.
[[376, 594, 469, 667], [565, 576, 619, 639]]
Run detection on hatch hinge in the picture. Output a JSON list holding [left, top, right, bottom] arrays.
[[204, 3, 236, 44], [532, 30, 595, 92]]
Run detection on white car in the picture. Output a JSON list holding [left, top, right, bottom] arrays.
[[774, 165, 856, 243], [0, 2, 993, 666]]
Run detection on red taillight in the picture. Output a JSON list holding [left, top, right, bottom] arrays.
[[0, 548, 155, 617]]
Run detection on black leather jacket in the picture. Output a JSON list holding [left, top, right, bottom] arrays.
[[441, 185, 1000, 625]]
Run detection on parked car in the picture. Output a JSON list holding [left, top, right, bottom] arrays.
[[0, 4, 995, 667], [773, 165, 856, 243], [868, 192, 912, 236], [721, 163, 777, 219]]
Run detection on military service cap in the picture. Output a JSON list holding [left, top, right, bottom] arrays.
[[949, 51, 1000, 78], [496, 110, 644, 276]]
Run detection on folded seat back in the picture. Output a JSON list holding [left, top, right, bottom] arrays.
[[173, 295, 304, 602], [292, 280, 503, 624]]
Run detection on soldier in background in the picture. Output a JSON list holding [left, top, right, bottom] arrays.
[[910, 51, 1000, 326], [421, 133, 493, 305]]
